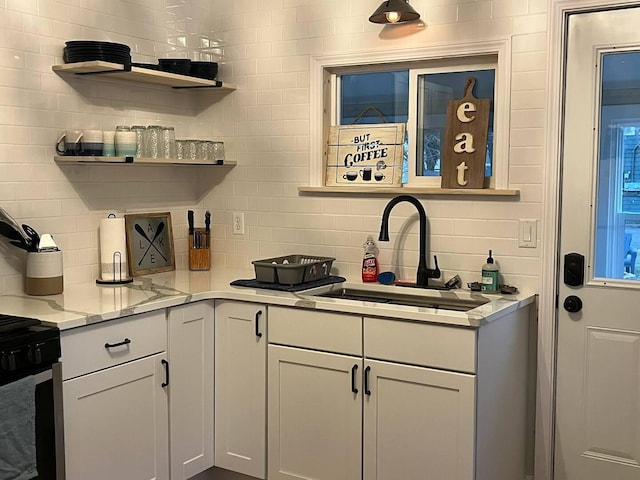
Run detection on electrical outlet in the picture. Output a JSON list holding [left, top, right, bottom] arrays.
[[232, 212, 245, 235]]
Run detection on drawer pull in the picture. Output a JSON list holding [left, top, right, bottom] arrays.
[[351, 364, 359, 394], [161, 359, 169, 388], [104, 338, 131, 349], [255, 310, 263, 338], [364, 365, 372, 396]]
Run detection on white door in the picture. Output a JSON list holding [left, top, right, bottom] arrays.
[[555, 7, 640, 480], [363, 359, 475, 480], [267, 345, 362, 480]]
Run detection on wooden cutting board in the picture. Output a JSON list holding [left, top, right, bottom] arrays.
[[440, 77, 490, 189]]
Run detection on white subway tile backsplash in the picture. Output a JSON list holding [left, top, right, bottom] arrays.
[[0, 0, 549, 295]]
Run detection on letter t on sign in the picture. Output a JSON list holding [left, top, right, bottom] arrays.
[[456, 162, 469, 186]]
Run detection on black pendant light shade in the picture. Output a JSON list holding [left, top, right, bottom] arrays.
[[369, 0, 421, 24]]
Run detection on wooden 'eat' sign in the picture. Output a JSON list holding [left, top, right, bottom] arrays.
[[441, 77, 490, 189]]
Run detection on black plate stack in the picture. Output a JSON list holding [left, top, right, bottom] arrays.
[[63, 41, 131, 68]]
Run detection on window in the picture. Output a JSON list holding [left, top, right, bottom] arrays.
[[310, 41, 511, 189]]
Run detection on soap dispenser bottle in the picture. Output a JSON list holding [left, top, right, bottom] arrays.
[[481, 250, 499, 293], [362, 236, 379, 283]]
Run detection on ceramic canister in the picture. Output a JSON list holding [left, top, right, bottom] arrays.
[[25, 250, 64, 295]]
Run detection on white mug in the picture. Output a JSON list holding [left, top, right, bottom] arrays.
[[115, 131, 137, 157], [103, 130, 116, 157], [82, 129, 103, 155], [56, 130, 83, 155]]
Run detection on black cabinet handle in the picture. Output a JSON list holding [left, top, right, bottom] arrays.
[[351, 364, 359, 393], [255, 310, 263, 338], [104, 338, 131, 349], [161, 359, 169, 388], [364, 365, 371, 395]]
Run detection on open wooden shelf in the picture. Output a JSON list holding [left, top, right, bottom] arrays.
[[54, 156, 237, 167], [52, 61, 237, 90], [298, 186, 520, 197]]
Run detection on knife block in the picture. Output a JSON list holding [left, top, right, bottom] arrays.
[[188, 228, 210, 271]]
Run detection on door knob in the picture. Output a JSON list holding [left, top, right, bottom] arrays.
[[563, 295, 583, 313]]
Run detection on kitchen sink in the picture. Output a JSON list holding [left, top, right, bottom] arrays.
[[314, 287, 489, 312]]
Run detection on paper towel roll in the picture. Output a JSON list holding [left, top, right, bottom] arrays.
[[99, 216, 129, 281]]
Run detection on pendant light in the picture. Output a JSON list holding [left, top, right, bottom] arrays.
[[369, 0, 421, 24]]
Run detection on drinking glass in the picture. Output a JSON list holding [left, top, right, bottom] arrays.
[[185, 140, 198, 160], [161, 126, 176, 159], [131, 126, 146, 158], [211, 141, 225, 163], [145, 125, 161, 158], [196, 140, 209, 160], [176, 140, 187, 160]]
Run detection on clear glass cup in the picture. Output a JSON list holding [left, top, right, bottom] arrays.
[[145, 125, 162, 158], [211, 141, 225, 163], [161, 126, 176, 159], [131, 126, 146, 158], [176, 139, 187, 160], [185, 140, 198, 160], [196, 140, 209, 160]]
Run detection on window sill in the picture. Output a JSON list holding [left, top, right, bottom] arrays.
[[298, 186, 520, 197]]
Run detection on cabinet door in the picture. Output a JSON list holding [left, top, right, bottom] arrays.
[[168, 301, 214, 480], [268, 345, 362, 480], [62, 353, 169, 480], [363, 359, 475, 480], [214, 300, 267, 478]]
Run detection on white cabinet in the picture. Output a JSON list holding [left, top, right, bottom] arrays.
[[214, 300, 267, 478], [168, 301, 214, 480], [61, 310, 169, 480], [362, 359, 475, 480], [268, 345, 362, 480], [267, 305, 531, 480], [61, 303, 216, 480]]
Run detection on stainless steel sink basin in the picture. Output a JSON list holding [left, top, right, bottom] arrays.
[[315, 287, 489, 312]]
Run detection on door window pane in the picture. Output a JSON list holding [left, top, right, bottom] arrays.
[[594, 52, 640, 279], [417, 70, 495, 177]]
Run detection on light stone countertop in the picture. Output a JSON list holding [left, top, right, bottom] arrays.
[[0, 268, 536, 331]]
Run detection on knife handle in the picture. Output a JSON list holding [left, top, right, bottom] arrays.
[[187, 210, 194, 235]]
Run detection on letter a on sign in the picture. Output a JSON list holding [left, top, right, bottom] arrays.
[[441, 77, 490, 189]]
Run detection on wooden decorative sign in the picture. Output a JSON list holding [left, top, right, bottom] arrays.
[[325, 123, 405, 187], [441, 77, 490, 189], [125, 212, 175, 276]]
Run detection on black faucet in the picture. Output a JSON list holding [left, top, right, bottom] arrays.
[[378, 195, 441, 287]]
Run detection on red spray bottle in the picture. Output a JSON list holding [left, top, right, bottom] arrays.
[[362, 236, 379, 282]]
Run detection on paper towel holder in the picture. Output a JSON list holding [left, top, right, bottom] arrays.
[[97, 213, 133, 285], [96, 250, 133, 285]]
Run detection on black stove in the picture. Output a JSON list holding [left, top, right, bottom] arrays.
[[0, 314, 61, 385]]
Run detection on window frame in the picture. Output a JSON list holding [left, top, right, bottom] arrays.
[[310, 40, 511, 189]]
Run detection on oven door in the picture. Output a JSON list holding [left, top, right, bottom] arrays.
[[34, 364, 61, 480]]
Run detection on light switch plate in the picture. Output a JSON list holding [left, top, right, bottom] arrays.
[[518, 220, 537, 248]]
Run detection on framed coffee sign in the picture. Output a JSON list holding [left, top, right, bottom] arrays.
[[325, 123, 405, 187]]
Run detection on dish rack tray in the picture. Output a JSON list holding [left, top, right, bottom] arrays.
[[252, 255, 335, 285]]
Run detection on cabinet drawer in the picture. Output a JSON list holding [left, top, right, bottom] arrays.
[[268, 306, 362, 356], [61, 310, 167, 380], [364, 317, 476, 373]]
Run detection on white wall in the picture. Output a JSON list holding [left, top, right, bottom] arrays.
[[0, 0, 547, 295]]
